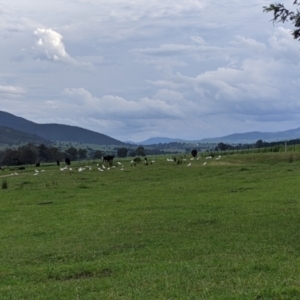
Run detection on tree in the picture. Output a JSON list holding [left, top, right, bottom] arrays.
[[117, 147, 128, 158], [19, 148, 37, 165], [1, 149, 22, 166], [65, 147, 78, 161], [263, 1, 300, 41], [93, 150, 102, 159], [136, 146, 146, 156], [217, 142, 226, 151], [255, 139, 264, 148], [78, 148, 87, 160], [38, 144, 48, 161], [18, 144, 38, 165]]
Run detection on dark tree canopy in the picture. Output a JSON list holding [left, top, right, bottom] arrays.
[[117, 147, 128, 158], [93, 150, 102, 159], [136, 146, 146, 156], [263, 1, 300, 41]]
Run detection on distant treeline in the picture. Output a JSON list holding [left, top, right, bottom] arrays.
[[214, 139, 300, 152], [0, 144, 90, 167], [0, 143, 174, 167]]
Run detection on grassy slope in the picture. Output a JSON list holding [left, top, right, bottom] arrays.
[[1, 153, 300, 299]]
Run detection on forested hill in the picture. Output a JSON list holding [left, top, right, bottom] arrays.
[[0, 126, 51, 146], [0, 111, 125, 146]]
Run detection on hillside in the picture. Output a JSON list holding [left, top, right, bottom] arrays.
[[137, 129, 300, 145], [0, 126, 51, 146], [0, 111, 125, 146]]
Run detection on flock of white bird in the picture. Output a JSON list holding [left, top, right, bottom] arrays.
[[4, 155, 222, 178], [166, 155, 222, 167], [57, 155, 222, 172]]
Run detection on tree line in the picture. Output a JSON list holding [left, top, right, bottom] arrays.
[[0, 144, 89, 166], [0, 143, 170, 167]]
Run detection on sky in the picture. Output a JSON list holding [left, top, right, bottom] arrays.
[[1, 0, 300, 142]]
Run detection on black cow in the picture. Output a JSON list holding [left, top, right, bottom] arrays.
[[102, 155, 115, 162], [191, 149, 198, 158]]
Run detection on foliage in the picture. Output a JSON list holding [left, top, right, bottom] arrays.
[[263, 1, 300, 41], [1, 149, 22, 166], [93, 150, 102, 159], [136, 146, 146, 156], [0, 144, 86, 166], [78, 148, 87, 160], [117, 147, 128, 158], [216, 142, 235, 151], [65, 147, 78, 161]]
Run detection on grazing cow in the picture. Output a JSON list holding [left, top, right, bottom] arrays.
[[56, 160, 60, 166], [65, 157, 71, 165], [35, 162, 40, 167], [102, 155, 115, 163], [191, 149, 197, 158]]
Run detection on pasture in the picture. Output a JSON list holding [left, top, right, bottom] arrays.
[[1, 153, 300, 299]]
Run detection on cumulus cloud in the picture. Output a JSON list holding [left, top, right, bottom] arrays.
[[2, 0, 300, 141], [268, 27, 300, 64], [62, 87, 184, 120], [33, 28, 77, 64]]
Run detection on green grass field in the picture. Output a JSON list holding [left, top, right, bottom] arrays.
[[1, 153, 300, 299]]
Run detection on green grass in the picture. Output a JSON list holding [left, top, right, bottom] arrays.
[[1, 154, 300, 299]]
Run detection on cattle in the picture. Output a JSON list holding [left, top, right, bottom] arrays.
[[191, 149, 198, 158], [102, 155, 115, 163], [35, 162, 40, 167], [65, 157, 71, 165]]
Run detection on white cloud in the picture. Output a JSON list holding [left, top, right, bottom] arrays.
[[33, 28, 77, 64], [62, 87, 184, 120], [1, 0, 300, 142], [268, 27, 300, 64]]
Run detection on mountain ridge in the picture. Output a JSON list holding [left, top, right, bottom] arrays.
[[138, 128, 300, 145], [0, 125, 51, 146], [1, 110, 300, 146], [0, 111, 125, 146]]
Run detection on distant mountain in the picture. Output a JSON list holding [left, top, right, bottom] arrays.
[[0, 111, 125, 146], [0, 126, 51, 146], [138, 137, 187, 145], [198, 128, 300, 144], [139, 127, 300, 146]]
